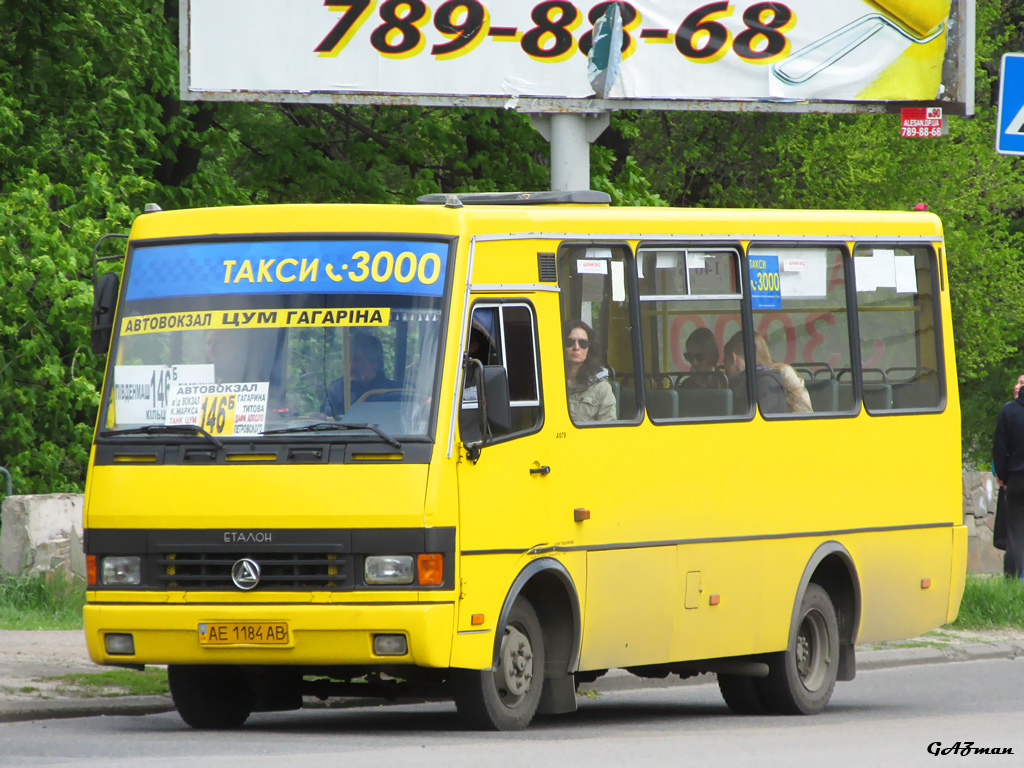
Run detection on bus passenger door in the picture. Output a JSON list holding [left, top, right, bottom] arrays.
[[455, 302, 565, 631]]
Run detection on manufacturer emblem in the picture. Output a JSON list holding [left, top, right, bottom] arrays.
[[231, 558, 261, 590]]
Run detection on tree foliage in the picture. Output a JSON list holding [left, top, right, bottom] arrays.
[[1, 0, 1023, 494]]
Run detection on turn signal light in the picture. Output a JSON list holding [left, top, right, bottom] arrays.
[[417, 554, 443, 586], [86, 555, 97, 586]]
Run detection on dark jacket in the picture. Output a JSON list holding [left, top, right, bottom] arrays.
[[321, 372, 397, 418], [755, 364, 788, 415], [992, 392, 1024, 482], [731, 364, 787, 416]]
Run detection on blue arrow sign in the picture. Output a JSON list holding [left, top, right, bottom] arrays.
[[997, 53, 1024, 156]]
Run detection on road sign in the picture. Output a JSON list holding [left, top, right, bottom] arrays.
[[997, 53, 1024, 155]]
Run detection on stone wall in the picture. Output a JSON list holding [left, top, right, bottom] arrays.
[[0, 494, 85, 580], [963, 471, 1007, 574], [0, 479, 1012, 579]]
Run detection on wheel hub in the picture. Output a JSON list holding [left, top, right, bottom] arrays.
[[796, 609, 831, 692], [499, 625, 534, 699]]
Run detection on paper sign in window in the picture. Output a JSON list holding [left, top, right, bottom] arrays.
[[895, 255, 919, 293], [611, 261, 626, 303], [855, 250, 897, 292], [777, 250, 828, 299], [577, 259, 608, 275]]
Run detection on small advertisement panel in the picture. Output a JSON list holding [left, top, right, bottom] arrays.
[[182, 0, 973, 112]]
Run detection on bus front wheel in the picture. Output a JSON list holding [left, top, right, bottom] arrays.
[[762, 584, 839, 715], [168, 664, 255, 729], [454, 598, 546, 730], [717, 673, 773, 715]]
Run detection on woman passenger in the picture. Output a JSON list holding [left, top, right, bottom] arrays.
[[754, 333, 812, 414], [564, 320, 616, 422]]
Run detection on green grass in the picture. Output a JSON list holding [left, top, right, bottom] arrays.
[[950, 574, 1024, 630], [43, 668, 169, 698], [0, 572, 85, 630]]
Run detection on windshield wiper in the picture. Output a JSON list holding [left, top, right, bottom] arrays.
[[99, 425, 225, 449], [262, 422, 403, 451]]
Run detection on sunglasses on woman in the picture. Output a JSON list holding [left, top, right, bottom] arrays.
[[564, 337, 590, 350]]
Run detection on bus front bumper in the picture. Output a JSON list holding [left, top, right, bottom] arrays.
[[83, 602, 455, 668]]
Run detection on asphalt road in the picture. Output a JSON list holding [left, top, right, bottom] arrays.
[[2, 657, 1022, 768]]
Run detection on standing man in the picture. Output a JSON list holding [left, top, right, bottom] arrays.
[[993, 374, 1024, 576], [992, 374, 1024, 579]]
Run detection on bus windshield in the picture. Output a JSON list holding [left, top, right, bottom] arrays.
[[99, 237, 450, 440]]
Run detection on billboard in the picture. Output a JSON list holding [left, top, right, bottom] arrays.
[[181, 0, 974, 114]]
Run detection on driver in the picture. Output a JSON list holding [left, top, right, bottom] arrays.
[[320, 332, 397, 418]]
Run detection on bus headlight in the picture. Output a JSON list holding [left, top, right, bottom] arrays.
[[365, 555, 414, 585], [101, 556, 141, 586]]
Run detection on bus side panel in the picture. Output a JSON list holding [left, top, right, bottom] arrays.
[[947, 524, 968, 624], [579, 547, 676, 670], [848, 526, 955, 644], [669, 539, 794, 663]]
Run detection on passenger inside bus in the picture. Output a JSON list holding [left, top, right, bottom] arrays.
[[564, 320, 616, 423], [753, 333, 813, 414], [318, 332, 398, 418], [678, 328, 726, 389], [723, 331, 786, 415]]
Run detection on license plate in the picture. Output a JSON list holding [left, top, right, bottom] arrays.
[[198, 622, 289, 645]]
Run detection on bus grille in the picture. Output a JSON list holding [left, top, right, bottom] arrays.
[[157, 552, 352, 590]]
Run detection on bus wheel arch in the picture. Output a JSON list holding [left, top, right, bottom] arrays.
[[804, 544, 861, 682], [454, 557, 581, 729], [762, 542, 861, 715]]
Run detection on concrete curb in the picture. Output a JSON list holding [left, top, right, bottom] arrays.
[[2, 642, 1022, 723], [0, 695, 174, 723]]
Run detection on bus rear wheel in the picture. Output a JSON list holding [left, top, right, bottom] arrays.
[[762, 584, 839, 715], [168, 664, 255, 729], [454, 598, 545, 731]]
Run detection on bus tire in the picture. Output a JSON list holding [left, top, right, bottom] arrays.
[[762, 584, 839, 715], [454, 598, 545, 731], [168, 664, 255, 729], [717, 673, 773, 715]]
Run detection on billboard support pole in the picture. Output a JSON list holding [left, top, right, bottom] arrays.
[[530, 113, 610, 192]]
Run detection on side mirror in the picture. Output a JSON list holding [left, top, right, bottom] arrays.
[[480, 365, 511, 435], [460, 361, 511, 462], [91, 271, 120, 355]]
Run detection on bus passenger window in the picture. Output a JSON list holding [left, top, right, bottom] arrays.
[[853, 245, 943, 412], [636, 247, 747, 420], [557, 244, 640, 425], [748, 246, 854, 416]]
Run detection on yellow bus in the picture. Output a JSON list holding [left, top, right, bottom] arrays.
[[84, 192, 965, 730]]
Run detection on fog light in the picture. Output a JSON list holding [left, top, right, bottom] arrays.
[[373, 634, 408, 656], [105, 633, 135, 655], [365, 555, 414, 585], [101, 556, 141, 586]]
